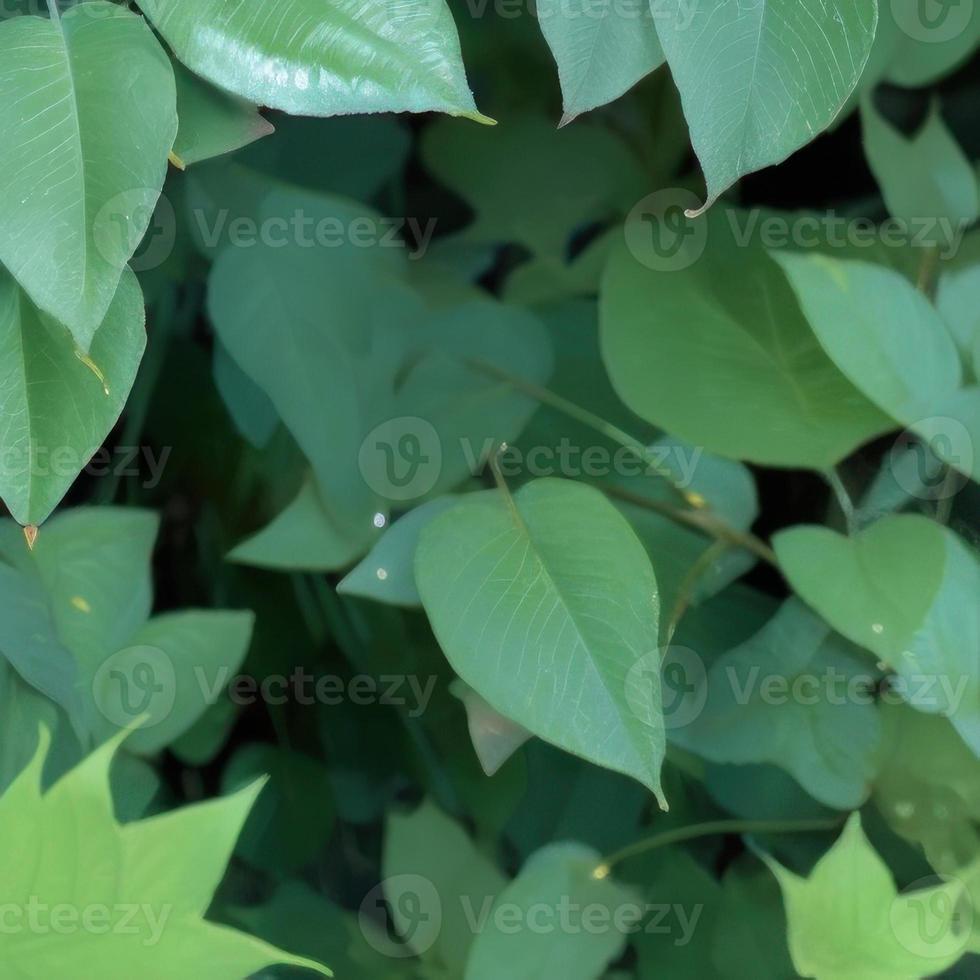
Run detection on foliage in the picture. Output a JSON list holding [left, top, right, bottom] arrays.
[[0, 0, 978, 977]]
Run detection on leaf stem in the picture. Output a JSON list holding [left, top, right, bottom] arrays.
[[465, 358, 702, 509], [823, 467, 857, 534], [600, 483, 778, 567], [593, 816, 842, 878], [916, 244, 941, 300]]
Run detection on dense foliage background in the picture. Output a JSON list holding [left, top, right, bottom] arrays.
[[0, 0, 978, 977]]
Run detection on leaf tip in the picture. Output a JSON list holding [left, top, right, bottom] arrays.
[[23, 524, 39, 551], [168, 149, 186, 171]]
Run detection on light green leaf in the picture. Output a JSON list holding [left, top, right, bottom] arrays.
[[536, 0, 664, 122], [654, 0, 876, 211], [171, 60, 273, 169], [600, 209, 892, 467], [339, 497, 462, 606], [775, 516, 979, 752], [765, 812, 971, 979], [0, 267, 145, 527], [774, 250, 980, 482], [137, 0, 480, 119], [465, 842, 637, 980], [861, 98, 978, 243], [672, 599, 882, 809], [0, 731, 330, 977], [416, 479, 666, 804], [0, 3, 176, 346], [384, 800, 506, 972]]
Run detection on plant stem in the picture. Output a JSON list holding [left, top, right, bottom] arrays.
[[823, 467, 857, 534], [466, 358, 702, 509], [593, 816, 842, 877], [665, 539, 731, 644], [601, 483, 778, 567], [916, 244, 941, 300]]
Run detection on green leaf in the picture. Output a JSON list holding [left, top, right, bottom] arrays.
[[222, 744, 335, 874], [861, 98, 979, 243], [0, 507, 253, 751], [230, 473, 380, 572], [421, 114, 645, 260], [465, 842, 637, 980], [416, 479, 666, 804], [338, 497, 462, 607], [171, 60, 273, 169], [137, 0, 480, 119], [774, 250, 980, 482], [237, 114, 410, 202], [110, 610, 254, 754], [672, 599, 882, 809], [775, 516, 980, 753], [383, 800, 506, 971], [0, 731, 330, 977], [0, 3, 176, 346], [765, 812, 971, 979], [600, 209, 892, 467], [536, 0, 665, 122], [230, 880, 409, 980], [0, 267, 145, 527], [884, 2, 980, 87], [654, 0, 876, 211], [873, 703, 980, 874]]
